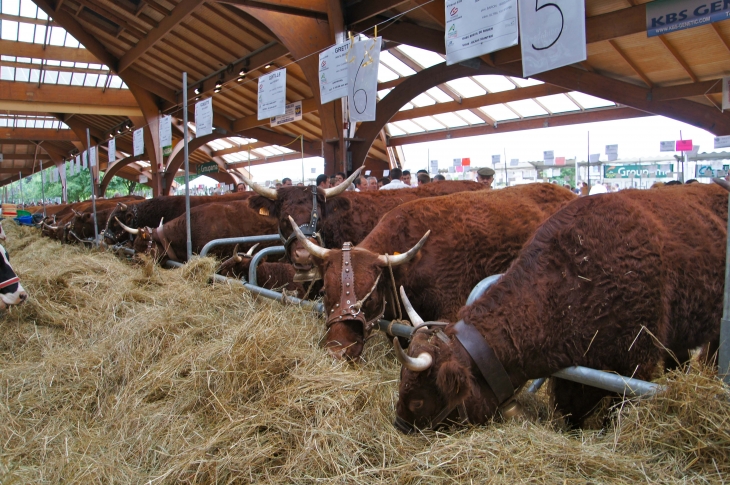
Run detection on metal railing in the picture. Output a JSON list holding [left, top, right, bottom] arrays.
[[199, 234, 281, 258]]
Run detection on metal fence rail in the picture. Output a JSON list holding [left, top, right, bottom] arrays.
[[199, 234, 281, 258]]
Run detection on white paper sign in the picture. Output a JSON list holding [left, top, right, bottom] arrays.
[[365, 170, 372, 176], [311, 167, 316, 173], [108, 138, 116, 164], [715, 135, 730, 149], [605, 144, 618, 155], [0, 154, 3, 161], [510, 159, 519, 166], [133, 128, 144, 157], [271, 100, 302, 127], [159, 114, 172, 155], [492, 154, 501, 164], [607, 153, 618, 162], [258, 69, 287, 120], [82, 152, 87, 169], [519, 0, 586, 77], [589, 153, 600, 163], [453, 158, 462, 167], [139, 175, 148, 183], [348, 38, 382, 122], [660, 140, 675, 152], [89, 145, 97, 167], [544, 150, 554, 164], [195, 98, 213, 137], [319, 42, 350, 104], [430, 160, 439, 174], [383, 169, 390, 177], [445, 0, 518, 66], [723, 76, 730, 110]]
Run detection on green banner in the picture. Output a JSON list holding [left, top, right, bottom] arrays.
[[604, 164, 674, 179], [196, 162, 219, 175]]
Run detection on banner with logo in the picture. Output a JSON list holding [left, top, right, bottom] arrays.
[[271, 100, 303, 127], [445, 0, 518, 65], [696, 164, 730, 178], [604, 164, 674, 179], [348, 37, 382, 122], [646, 0, 730, 37], [258, 69, 287, 120], [160, 114, 172, 156]]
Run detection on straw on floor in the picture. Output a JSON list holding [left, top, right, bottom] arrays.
[[0, 222, 728, 484]]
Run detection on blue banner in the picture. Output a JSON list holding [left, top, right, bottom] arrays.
[[646, 0, 730, 37]]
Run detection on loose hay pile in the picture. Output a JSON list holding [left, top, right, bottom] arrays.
[[0, 222, 728, 484]]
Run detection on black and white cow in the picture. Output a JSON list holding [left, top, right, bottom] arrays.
[[0, 244, 27, 309]]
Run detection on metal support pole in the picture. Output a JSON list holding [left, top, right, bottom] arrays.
[[720, 190, 730, 384], [183, 72, 192, 261], [40, 159, 46, 218], [18, 172, 23, 206], [86, 129, 99, 247]]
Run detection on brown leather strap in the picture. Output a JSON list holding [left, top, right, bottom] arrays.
[[453, 320, 514, 405], [326, 242, 367, 328]]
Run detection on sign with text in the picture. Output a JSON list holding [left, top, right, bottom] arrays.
[[258, 69, 287, 120], [160, 114, 172, 156], [696, 164, 730, 178], [348, 37, 382, 122], [445, 0, 518, 65], [589, 153, 600, 163], [660, 140, 675, 152], [453, 158, 462, 167], [605, 144, 618, 155], [89, 145, 97, 167], [133, 128, 144, 156], [195, 98, 213, 137], [82, 151, 87, 169], [646, 0, 730, 37], [676, 139, 693, 151], [492, 154, 501, 164], [139, 175, 148, 183], [462, 157, 471, 166], [715, 135, 730, 149], [108, 138, 116, 164], [271, 100, 302, 127], [723, 76, 730, 110], [319, 42, 350, 104], [555, 156, 566, 166], [543, 150, 554, 165], [196, 161, 218, 175], [604, 163, 674, 179], [519, 0, 586, 77], [607, 153, 618, 162], [430, 160, 439, 174]]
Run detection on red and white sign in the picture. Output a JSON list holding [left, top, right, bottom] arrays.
[[676, 139, 693, 151], [461, 157, 471, 166], [555, 157, 566, 166]]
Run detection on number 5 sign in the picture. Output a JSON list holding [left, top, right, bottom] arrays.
[[518, 0, 586, 78]]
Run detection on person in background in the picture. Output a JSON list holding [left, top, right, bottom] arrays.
[[379, 177, 390, 188], [367, 176, 378, 191], [402, 170, 412, 187], [316, 174, 331, 189], [334, 172, 346, 185], [380, 168, 410, 190], [235, 182, 246, 192], [685, 179, 698, 184], [417, 173, 431, 186], [297, 182, 304, 186], [275, 182, 282, 190], [476, 167, 495, 189], [588, 181, 608, 195], [282, 178, 293, 187], [433, 174, 446, 182], [353, 176, 364, 192]]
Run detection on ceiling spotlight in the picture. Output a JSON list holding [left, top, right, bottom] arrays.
[[239, 68, 247, 76], [214, 79, 223, 93], [195, 95, 201, 101], [264, 64, 271, 69], [194, 87, 201, 95], [109, 133, 113, 138], [116, 128, 122, 134]]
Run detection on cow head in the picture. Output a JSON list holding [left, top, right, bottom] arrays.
[[217, 243, 259, 278], [67, 210, 97, 242], [0, 221, 6, 241], [290, 216, 430, 360], [246, 168, 363, 273], [0, 245, 28, 310], [103, 202, 134, 246], [117, 217, 166, 262]]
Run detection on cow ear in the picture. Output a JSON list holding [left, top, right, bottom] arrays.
[[124, 212, 133, 224], [249, 196, 276, 216], [324, 197, 351, 215], [436, 359, 471, 401]]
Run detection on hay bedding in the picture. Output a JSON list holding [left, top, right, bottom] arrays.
[[0, 223, 728, 484]]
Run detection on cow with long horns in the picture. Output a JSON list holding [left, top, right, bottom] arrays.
[[392, 182, 727, 432], [119, 200, 277, 263], [291, 183, 577, 360], [245, 168, 486, 280]]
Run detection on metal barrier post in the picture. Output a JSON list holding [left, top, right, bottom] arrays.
[[248, 246, 284, 286]]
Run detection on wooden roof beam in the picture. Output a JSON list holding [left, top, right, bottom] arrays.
[[711, 23, 730, 55], [389, 108, 651, 146], [345, 0, 412, 24], [657, 36, 698, 83], [608, 40, 653, 88], [651, 79, 724, 101], [118, 0, 208, 73], [0, 128, 79, 141], [0, 154, 52, 161], [217, 0, 328, 20], [0, 82, 142, 116], [0, 39, 101, 64]]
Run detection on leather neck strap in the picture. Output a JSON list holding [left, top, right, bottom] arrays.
[[325, 242, 367, 328], [453, 320, 515, 404]]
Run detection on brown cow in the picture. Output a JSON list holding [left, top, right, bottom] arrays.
[[291, 183, 577, 360], [245, 169, 485, 277], [393, 183, 727, 432], [104, 192, 253, 247], [119, 200, 277, 263]]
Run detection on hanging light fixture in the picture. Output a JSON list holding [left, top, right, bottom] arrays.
[[214, 78, 223, 93], [237, 68, 247, 82], [194, 87, 201, 95]]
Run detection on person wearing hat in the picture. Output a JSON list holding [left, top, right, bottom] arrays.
[[476, 167, 495, 189]]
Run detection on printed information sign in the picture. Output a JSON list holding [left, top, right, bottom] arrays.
[[544, 150, 555, 165], [519, 0, 586, 77], [714, 135, 730, 149], [445, 0, 518, 65], [108, 138, 116, 164], [492, 154, 501, 164], [271, 100, 303, 127], [89, 145, 97, 167], [319, 42, 350, 104], [660, 140, 675, 152], [195, 98, 213, 137], [258, 69, 287, 120], [348, 38, 382, 122], [133, 128, 144, 157], [646, 0, 730, 37], [159, 114, 172, 156], [430, 160, 439, 174]]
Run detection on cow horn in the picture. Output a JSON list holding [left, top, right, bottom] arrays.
[[288, 215, 330, 260], [376, 231, 430, 267], [72, 209, 83, 216], [241, 174, 277, 200], [158, 217, 164, 228], [118, 202, 128, 211], [43, 222, 59, 230], [245, 243, 259, 257], [232, 244, 243, 263], [393, 337, 433, 372], [399, 286, 424, 326], [712, 178, 730, 192], [115, 217, 139, 235], [321, 166, 363, 198]]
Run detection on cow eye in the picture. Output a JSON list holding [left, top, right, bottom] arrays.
[[409, 400, 424, 412]]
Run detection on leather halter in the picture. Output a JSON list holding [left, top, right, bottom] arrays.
[[326, 242, 365, 328], [281, 185, 324, 261], [401, 320, 516, 432]]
